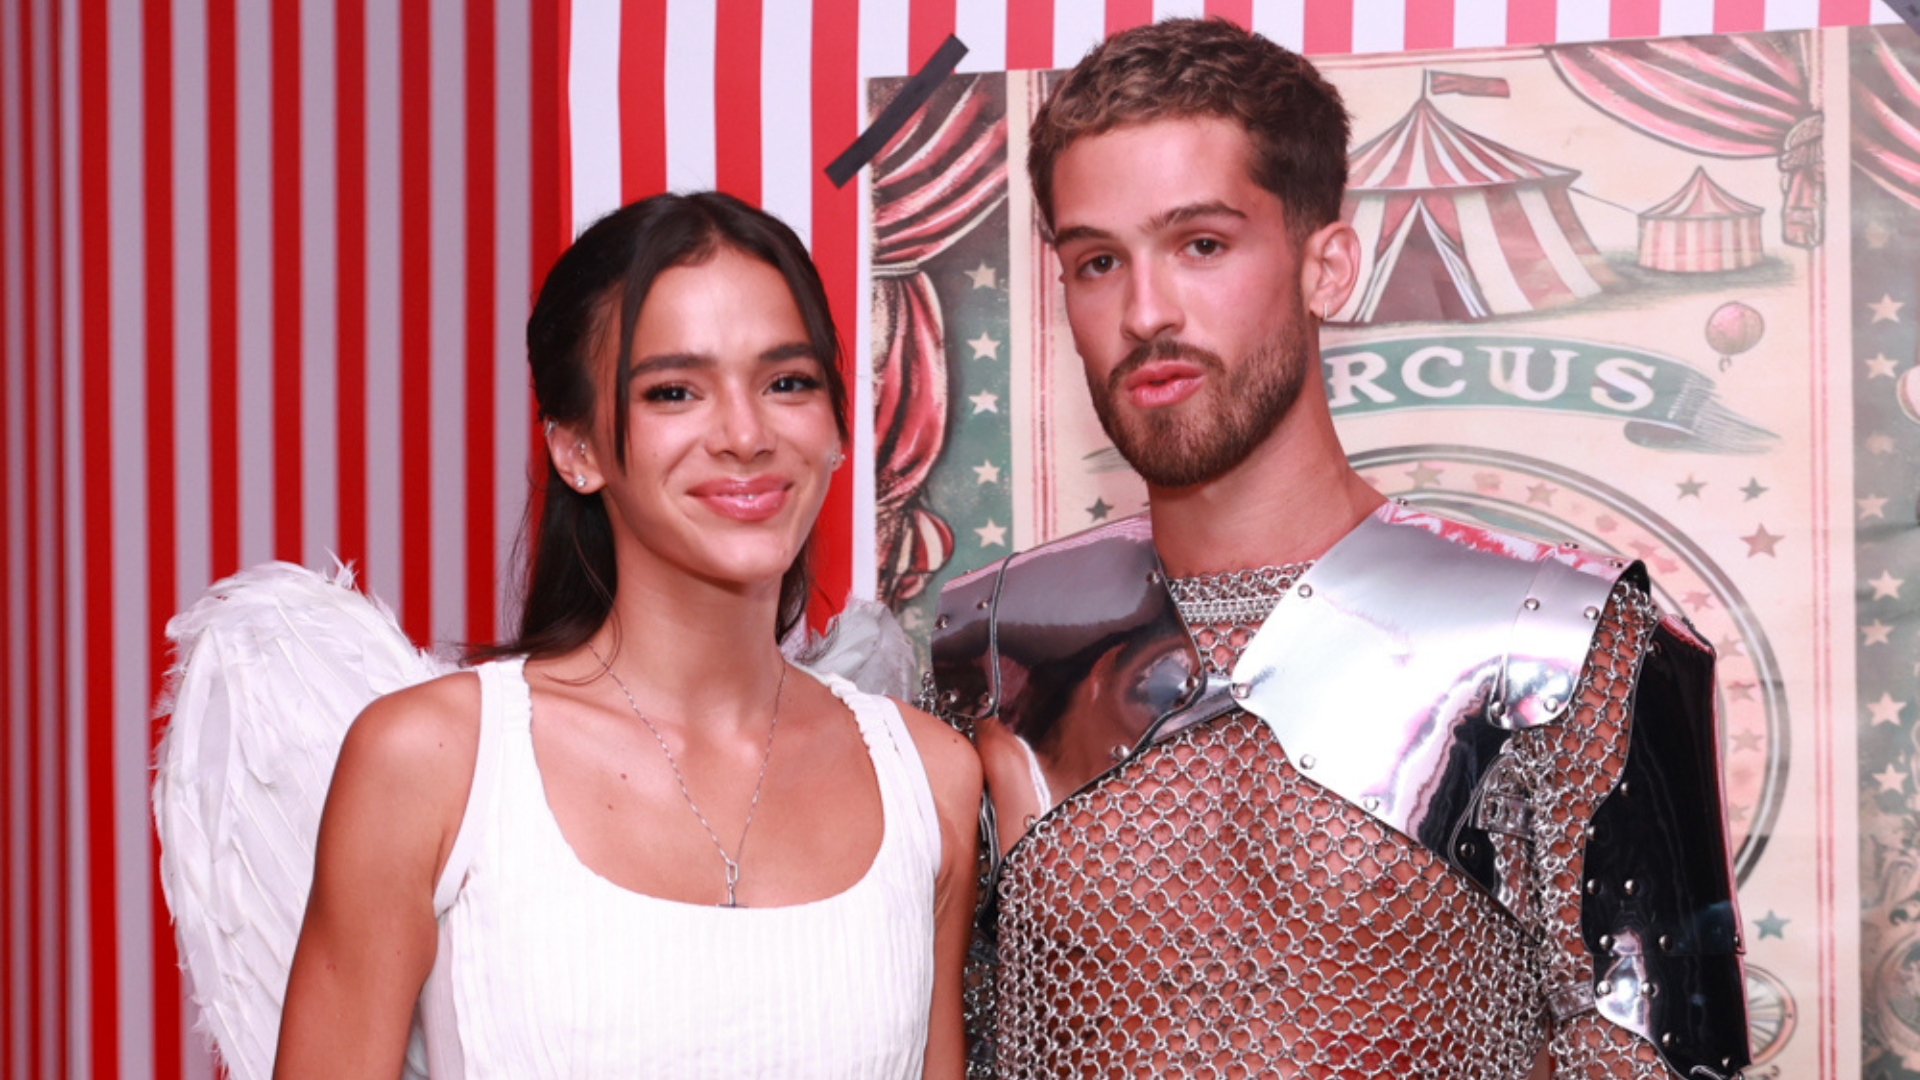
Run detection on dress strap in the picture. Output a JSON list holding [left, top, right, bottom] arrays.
[[821, 673, 942, 870], [432, 658, 526, 915]]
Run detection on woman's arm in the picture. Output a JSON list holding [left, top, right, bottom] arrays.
[[272, 674, 480, 1080], [897, 703, 985, 1080]]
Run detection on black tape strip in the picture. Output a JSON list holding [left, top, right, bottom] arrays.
[[824, 35, 969, 189], [1884, 0, 1920, 34]]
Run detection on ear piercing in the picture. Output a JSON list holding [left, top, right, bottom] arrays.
[[574, 474, 589, 489], [827, 450, 847, 470]]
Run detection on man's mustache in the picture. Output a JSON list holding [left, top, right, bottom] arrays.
[[1107, 339, 1227, 394]]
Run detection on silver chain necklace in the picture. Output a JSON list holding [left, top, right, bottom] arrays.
[[589, 643, 786, 908]]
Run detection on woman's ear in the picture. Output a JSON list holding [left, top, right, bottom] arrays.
[[545, 420, 604, 493]]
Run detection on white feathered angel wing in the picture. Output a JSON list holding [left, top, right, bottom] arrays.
[[783, 596, 921, 702], [153, 562, 452, 1080]]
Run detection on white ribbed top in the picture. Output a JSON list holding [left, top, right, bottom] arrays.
[[413, 658, 940, 1079]]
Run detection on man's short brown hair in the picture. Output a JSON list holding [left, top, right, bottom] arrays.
[[1028, 17, 1351, 239]]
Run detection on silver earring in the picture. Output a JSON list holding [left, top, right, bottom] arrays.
[[827, 450, 846, 470], [1321, 300, 1332, 322], [574, 474, 588, 489]]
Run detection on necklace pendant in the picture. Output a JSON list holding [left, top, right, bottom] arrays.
[[721, 861, 741, 908]]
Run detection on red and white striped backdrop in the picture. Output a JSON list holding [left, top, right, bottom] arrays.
[[1, 1, 1901, 1078]]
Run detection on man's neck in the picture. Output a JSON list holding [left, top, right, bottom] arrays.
[[1145, 401, 1383, 578]]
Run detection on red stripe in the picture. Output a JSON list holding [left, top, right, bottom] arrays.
[[714, 0, 762, 205], [0, 7, 15, 1068], [621, 0, 667, 202], [400, 0, 432, 642], [1105, 0, 1153, 36], [466, 0, 498, 645], [1609, 0, 1659, 38], [1302, 0, 1353, 54], [207, 0, 238, 579], [1818, 0, 1871, 22], [531, 0, 570, 556], [77, 0, 118, 1073], [1006, 0, 1052, 70], [141, 0, 183, 1075], [1405, 0, 1453, 50], [1506, 0, 1555, 45], [336, 0, 367, 575], [909, 0, 956, 70], [1714, 0, 1766, 32], [1203, 0, 1254, 29], [272, 0, 303, 562], [811, 0, 857, 625]]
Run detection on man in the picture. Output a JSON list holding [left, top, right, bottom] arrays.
[[926, 18, 1748, 1080]]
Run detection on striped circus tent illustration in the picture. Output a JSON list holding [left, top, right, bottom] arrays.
[[1637, 166, 1766, 272], [1336, 95, 1615, 325]]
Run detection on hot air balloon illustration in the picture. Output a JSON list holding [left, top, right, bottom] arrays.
[[1705, 301, 1765, 371]]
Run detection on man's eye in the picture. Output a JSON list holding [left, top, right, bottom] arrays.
[[1188, 238, 1223, 256], [1078, 254, 1117, 278]]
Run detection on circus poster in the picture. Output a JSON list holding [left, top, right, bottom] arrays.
[[868, 24, 1920, 1080]]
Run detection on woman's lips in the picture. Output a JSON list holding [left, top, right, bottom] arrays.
[[688, 477, 791, 522], [1122, 360, 1207, 409]]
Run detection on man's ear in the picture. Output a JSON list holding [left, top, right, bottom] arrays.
[[1299, 219, 1361, 322], [545, 420, 604, 494]]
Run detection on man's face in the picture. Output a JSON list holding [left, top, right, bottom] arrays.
[[1049, 115, 1312, 489]]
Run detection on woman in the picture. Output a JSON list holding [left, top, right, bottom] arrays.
[[273, 193, 981, 1079]]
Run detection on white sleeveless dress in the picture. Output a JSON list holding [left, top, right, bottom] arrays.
[[411, 658, 940, 1079]]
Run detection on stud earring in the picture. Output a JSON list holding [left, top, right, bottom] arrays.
[[827, 450, 846, 470], [574, 474, 588, 489]]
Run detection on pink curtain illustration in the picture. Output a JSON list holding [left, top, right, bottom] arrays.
[[1855, 30, 1920, 213], [1549, 34, 1824, 247], [870, 76, 1008, 605]]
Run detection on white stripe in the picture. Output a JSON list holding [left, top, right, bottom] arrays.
[[364, 0, 404, 608], [303, 0, 340, 570], [431, 0, 469, 644], [172, 0, 211, 600], [664, 0, 718, 192], [568, 0, 621, 236], [1452, 188, 1529, 313], [1053, 0, 1105, 69], [235, 0, 276, 566], [1352, 0, 1407, 53], [860, 0, 909, 85], [1555, 2, 1611, 46], [1871, 1, 1903, 22], [953, 0, 1008, 73], [1516, 185, 1601, 296], [1452, 0, 1507, 48], [1251, 0, 1307, 50], [760, 0, 812, 246], [1659, 0, 1713, 36], [496, 0, 534, 636], [1154, 0, 1208, 21]]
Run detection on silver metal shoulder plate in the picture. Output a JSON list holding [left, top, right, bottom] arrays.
[[1582, 613, 1750, 1079]]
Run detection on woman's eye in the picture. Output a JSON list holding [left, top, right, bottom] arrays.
[[770, 372, 823, 394], [642, 384, 693, 403]]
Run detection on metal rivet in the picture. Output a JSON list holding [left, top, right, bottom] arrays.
[[1110, 744, 1129, 762], [1598, 934, 1614, 951], [1583, 605, 1600, 620], [976, 597, 990, 610], [1393, 497, 1409, 506], [1641, 982, 1657, 998], [1230, 682, 1251, 700], [940, 690, 959, 707], [1362, 796, 1381, 813], [1658, 934, 1673, 951], [1458, 840, 1476, 857], [934, 613, 950, 630], [1618, 781, 1631, 797], [1024, 815, 1037, 829], [1523, 597, 1540, 611], [1180, 675, 1200, 694], [1542, 696, 1560, 712], [1597, 980, 1613, 996], [1585, 824, 1597, 839], [1585, 879, 1599, 895], [1489, 700, 1506, 718], [1660, 1033, 1674, 1049], [1147, 569, 1163, 585], [1298, 754, 1317, 770], [1566, 540, 1581, 550], [1623, 879, 1639, 896], [1722, 1058, 1733, 1069], [977, 693, 993, 710], [1297, 584, 1314, 598]]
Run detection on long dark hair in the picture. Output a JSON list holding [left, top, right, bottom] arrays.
[[472, 192, 849, 662]]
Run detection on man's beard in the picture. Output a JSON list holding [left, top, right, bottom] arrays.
[[1087, 318, 1309, 489]]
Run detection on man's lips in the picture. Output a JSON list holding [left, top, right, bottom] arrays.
[[688, 476, 792, 521], [1120, 359, 1208, 409]]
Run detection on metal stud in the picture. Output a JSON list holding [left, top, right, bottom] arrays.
[[1180, 675, 1200, 694], [934, 613, 950, 630], [1641, 982, 1657, 998], [977, 693, 993, 710], [1597, 980, 1613, 996], [1230, 682, 1251, 700], [1489, 700, 1506, 719], [1583, 605, 1600, 620], [1585, 879, 1599, 895], [1458, 840, 1477, 858], [1566, 540, 1581, 550], [1618, 780, 1631, 797], [1542, 696, 1560, 712], [1297, 584, 1314, 598], [1393, 497, 1409, 506], [1298, 754, 1317, 770], [1523, 597, 1540, 611], [976, 597, 990, 610], [1146, 569, 1163, 585], [1110, 744, 1129, 762], [1361, 796, 1381, 813], [1660, 1033, 1674, 1049], [1024, 815, 1037, 829], [1658, 934, 1673, 951], [940, 690, 959, 707], [1623, 879, 1639, 897], [1598, 934, 1614, 951]]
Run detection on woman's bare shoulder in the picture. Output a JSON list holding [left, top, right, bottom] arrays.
[[331, 671, 484, 829], [891, 699, 984, 818]]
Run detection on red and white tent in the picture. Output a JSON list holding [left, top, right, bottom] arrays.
[[1637, 166, 1766, 273], [1337, 97, 1614, 324]]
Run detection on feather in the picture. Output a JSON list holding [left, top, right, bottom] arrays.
[[153, 561, 451, 1080], [783, 597, 920, 702]]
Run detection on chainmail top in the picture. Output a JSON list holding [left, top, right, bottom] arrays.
[[1166, 563, 1313, 677], [976, 583, 1683, 1079]]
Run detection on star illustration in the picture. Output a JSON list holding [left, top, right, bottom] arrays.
[[1868, 433, 1896, 454], [1716, 634, 1746, 658], [1877, 764, 1909, 794], [974, 519, 1008, 548], [1729, 802, 1753, 822], [1474, 472, 1502, 492], [1864, 620, 1894, 645], [1870, 293, 1905, 322], [1741, 478, 1768, 501], [1870, 570, 1905, 600], [1869, 692, 1908, 726], [972, 460, 1001, 485], [1726, 681, 1757, 702], [964, 262, 998, 290], [1526, 482, 1556, 507], [1730, 729, 1763, 753], [968, 389, 1000, 414], [1407, 463, 1443, 488], [1593, 514, 1619, 533], [968, 332, 1001, 361], [898, 606, 925, 631], [1754, 911, 1789, 939], [1867, 353, 1900, 379], [1676, 475, 1706, 499], [1867, 221, 1892, 249], [1741, 524, 1783, 557], [1682, 590, 1715, 612], [1087, 497, 1113, 522], [1860, 494, 1889, 520]]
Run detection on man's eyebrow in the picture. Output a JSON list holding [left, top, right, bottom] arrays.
[[1048, 223, 1114, 248], [1148, 200, 1247, 232]]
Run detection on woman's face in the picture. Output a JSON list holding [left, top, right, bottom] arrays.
[[579, 246, 840, 596]]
